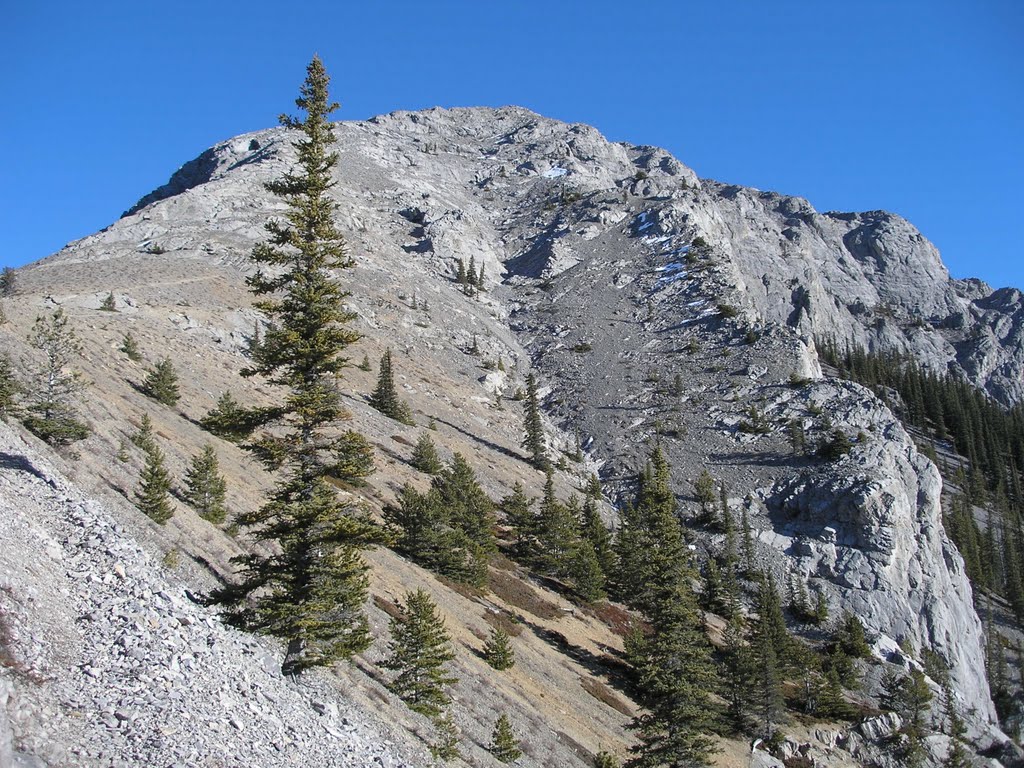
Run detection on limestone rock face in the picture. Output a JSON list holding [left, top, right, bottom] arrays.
[[765, 381, 992, 719]]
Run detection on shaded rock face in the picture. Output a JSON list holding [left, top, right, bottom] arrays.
[[13, 105, 1022, 761]]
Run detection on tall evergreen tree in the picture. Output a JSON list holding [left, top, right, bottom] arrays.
[[625, 580, 718, 768], [23, 309, 89, 444], [613, 446, 688, 615], [0, 354, 21, 418], [501, 482, 537, 559], [521, 373, 547, 469], [580, 496, 616, 577], [213, 56, 384, 675], [370, 349, 414, 424], [381, 589, 457, 720], [136, 441, 174, 524], [183, 444, 228, 524], [142, 358, 181, 406]]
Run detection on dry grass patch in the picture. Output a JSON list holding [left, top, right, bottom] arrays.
[[483, 609, 524, 638], [588, 600, 637, 637], [581, 677, 633, 716], [489, 569, 562, 621], [372, 594, 402, 620]]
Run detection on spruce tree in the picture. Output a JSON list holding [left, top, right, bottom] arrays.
[[120, 332, 142, 361], [501, 482, 537, 559], [521, 373, 547, 469], [626, 580, 718, 768], [23, 309, 89, 444], [136, 441, 174, 524], [410, 431, 442, 474], [183, 444, 228, 523], [0, 354, 21, 419], [581, 496, 616, 577], [570, 538, 607, 601], [213, 56, 384, 675], [200, 391, 257, 443], [370, 349, 414, 425], [131, 413, 156, 453], [489, 714, 522, 763], [381, 589, 457, 719], [534, 476, 580, 575], [142, 358, 181, 406], [483, 626, 516, 670], [694, 470, 717, 520], [100, 292, 117, 311], [751, 577, 787, 740]]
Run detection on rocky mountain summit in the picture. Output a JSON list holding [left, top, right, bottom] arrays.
[[2, 105, 1022, 766]]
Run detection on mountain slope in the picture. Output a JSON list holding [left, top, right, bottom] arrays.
[[2, 105, 1021, 766]]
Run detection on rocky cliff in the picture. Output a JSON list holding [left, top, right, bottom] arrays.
[[2, 105, 1021, 766]]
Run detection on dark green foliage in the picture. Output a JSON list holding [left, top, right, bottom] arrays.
[[23, 309, 89, 444], [483, 626, 515, 670], [330, 430, 375, 485], [213, 57, 384, 676], [0, 267, 16, 296], [0, 354, 21, 418], [136, 441, 174, 524], [430, 714, 461, 762], [818, 428, 852, 460], [369, 349, 414, 424], [836, 612, 871, 659], [751, 576, 788, 739], [882, 667, 933, 761], [533, 475, 580, 575], [385, 454, 495, 586], [358, 353, 371, 371], [594, 751, 620, 768], [613, 446, 689, 615], [100, 292, 116, 311], [501, 482, 536, 559], [694, 469, 717, 520], [381, 589, 456, 719], [521, 373, 547, 469], [570, 538, 607, 601], [721, 613, 753, 730], [142, 358, 181, 406], [199, 391, 262, 443], [580, 496, 616, 577], [625, 580, 718, 768], [410, 432, 442, 474], [131, 413, 156, 453], [489, 714, 522, 763], [183, 444, 227, 523], [788, 418, 807, 454], [120, 332, 142, 361]]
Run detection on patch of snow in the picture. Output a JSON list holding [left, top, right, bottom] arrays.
[[542, 167, 568, 179]]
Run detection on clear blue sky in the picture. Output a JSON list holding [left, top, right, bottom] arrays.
[[3, 1, 1022, 289]]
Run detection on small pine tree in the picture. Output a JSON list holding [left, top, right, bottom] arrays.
[[23, 309, 89, 444], [694, 470, 717, 521], [0, 266, 16, 297], [199, 391, 256, 443], [0, 354, 21, 418], [430, 713, 461, 762], [100, 292, 117, 311], [410, 432, 442, 474], [489, 714, 522, 763], [183, 444, 228, 523], [476, 262, 486, 291], [594, 751, 620, 768], [369, 349, 414, 425], [521, 373, 547, 469], [456, 258, 467, 287], [131, 413, 156, 452], [121, 332, 142, 361], [381, 589, 457, 719], [142, 358, 181, 406], [483, 626, 515, 670], [358, 353, 371, 371], [571, 538, 607, 601], [136, 442, 174, 524]]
